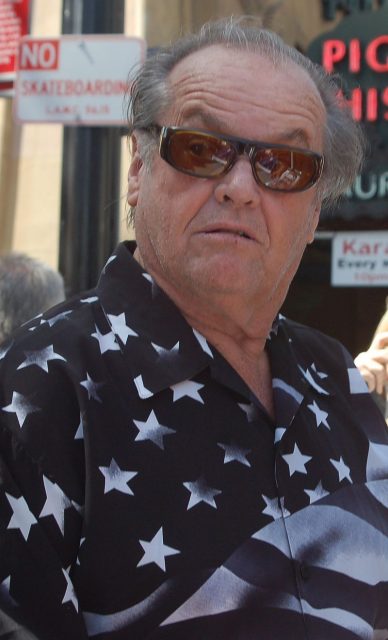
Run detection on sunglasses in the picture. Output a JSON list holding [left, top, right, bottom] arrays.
[[146, 125, 324, 193]]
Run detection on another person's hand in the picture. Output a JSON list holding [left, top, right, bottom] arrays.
[[355, 331, 388, 394]]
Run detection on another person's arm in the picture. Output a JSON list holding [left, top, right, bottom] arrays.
[[355, 331, 388, 394]]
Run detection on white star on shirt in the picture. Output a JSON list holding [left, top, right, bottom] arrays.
[[80, 373, 103, 402], [170, 380, 204, 404], [307, 400, 330, 429], [17, 345, 66, 373], [2, 392, 40, 428], [133, 409, 175, 449], [47, 310, 72, 327], [192, 329, 213, 358], [311, 362, 328, 379], [238, 402, 257, 422], [298, 365, 329, 395], [28, 320, 41, 332], [133, 374, 153, 399], [183, 476, 221, 510], [0, 342, 12, 360], [102, 255, 116, 272], [76, 537, 86, 565], [5, 493, 37, 541], [0, 576, 17, 607], [99, 458, 137, 495], [304, 481, 329, 504], [151, 341, 179, 357], [274, 427, 286, 444], [0, 576, 10, 595], [80, 296, 98, 303], [218, 442, 251, 467], [261, 494, 282, 520], [62, 567, 78, 611], [91, 325, 120, 354], [107, 312, 138, 344], [331, 456, 352, 482], [282, 443, 312, 476], [75, 413, 84, 440], [137, 527, 180, 571], [142, 272, 153, 284], [39, 476, 73, 534]]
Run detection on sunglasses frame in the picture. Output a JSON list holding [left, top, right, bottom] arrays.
[[144, 124, 324, 193]]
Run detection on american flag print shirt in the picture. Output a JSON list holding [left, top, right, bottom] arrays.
[[0, 241, 387, 640]]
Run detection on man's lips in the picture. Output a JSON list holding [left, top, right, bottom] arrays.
[[198, 224, 257, 242]]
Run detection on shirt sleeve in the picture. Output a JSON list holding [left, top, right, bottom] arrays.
[[0, 409, 89, 639]]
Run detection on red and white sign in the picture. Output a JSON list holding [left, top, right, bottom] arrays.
[[331, 231, 388, 287], [14, 35, 146, 125], [0, 0, 30, 80]]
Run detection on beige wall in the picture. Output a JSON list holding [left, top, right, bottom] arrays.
[[141, 0, 340, 47], [0, 0, 144, 267]]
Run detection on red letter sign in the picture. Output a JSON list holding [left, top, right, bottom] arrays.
[[19, 39, 59, 71]]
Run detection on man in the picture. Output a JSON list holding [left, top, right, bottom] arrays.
[[0, 252, 65, 344], [0, 17, 387, 640]]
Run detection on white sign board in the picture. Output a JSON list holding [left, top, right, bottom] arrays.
[[331, 231, 388, 287], [14, 35, 146, 125]]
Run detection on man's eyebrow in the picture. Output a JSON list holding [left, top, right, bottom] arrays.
[[181, 111, 312, 147], [280, 128, 310, 148], [181, 109, 224, 131]]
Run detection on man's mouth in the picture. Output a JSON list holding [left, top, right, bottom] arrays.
[[202, 227, 255, 241]]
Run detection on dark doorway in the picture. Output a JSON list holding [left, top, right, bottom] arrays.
[[281, 238, 388, 358]]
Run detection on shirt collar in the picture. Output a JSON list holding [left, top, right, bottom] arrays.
[[267, 317, 333, 428], [96, 242, 214, 398], [96, 243, 333, 410]]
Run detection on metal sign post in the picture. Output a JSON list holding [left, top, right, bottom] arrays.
[[59, 0, 126, 296]]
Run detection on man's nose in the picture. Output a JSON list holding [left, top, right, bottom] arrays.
[[213, 157, 261, 207]]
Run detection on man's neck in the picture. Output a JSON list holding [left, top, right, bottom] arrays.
[[133, 246, 279, 417], [184, 310, 275, 419]]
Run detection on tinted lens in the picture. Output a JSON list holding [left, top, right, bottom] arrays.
[[253, 147, 319, 191], [159, 127, 322, 192], [166, 130, 235, 177]]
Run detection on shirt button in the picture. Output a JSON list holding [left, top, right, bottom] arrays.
[[300, 564, 311, 580]]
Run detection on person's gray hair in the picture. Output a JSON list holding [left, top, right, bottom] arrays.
[[0, 252, 65, 343], [126, 15, 366, 222]]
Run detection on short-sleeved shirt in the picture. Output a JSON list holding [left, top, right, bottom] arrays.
[[0, 241, 387, 640]]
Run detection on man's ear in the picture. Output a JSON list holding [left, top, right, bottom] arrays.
[[127, 134, 143, 207], [307, 200, 321, 244]]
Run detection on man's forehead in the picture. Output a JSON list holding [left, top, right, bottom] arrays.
[[167, 44, 322, 109], [168, 44, 266, 83], [169, 44, 297, 79], [165, 45, 326, 148]]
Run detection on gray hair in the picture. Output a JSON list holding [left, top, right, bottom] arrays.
[[0, 253, 65, 343], [126, 15, 366, 216]]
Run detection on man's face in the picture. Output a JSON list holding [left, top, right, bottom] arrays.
[[128, 45, 325, 314]]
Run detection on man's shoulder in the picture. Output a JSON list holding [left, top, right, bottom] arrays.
[[280, 316, 355, 368], [279, 317, 383, 424], [0, 289, 100, 371], [282, 316, 343, 346]]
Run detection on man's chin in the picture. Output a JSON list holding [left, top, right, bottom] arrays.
[[184, 265, 263, 299]]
